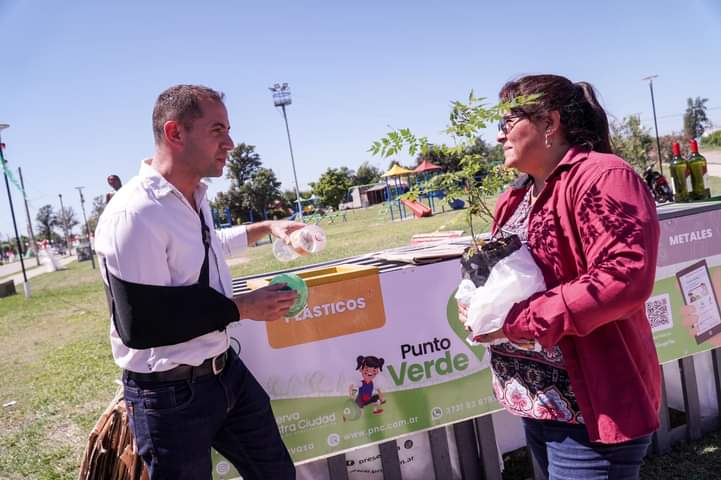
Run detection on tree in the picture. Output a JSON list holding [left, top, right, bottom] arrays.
[[244, 167, 282, 218], [353, 162, 382, 186], [370, 91, 537, 246], [87, 195, 106, 233], [417, 144, 458, 171], [54, 206, 80, 246], [210, 191, 234, 224], [223, 143, 263, 222], [683, 97, 709, 139], [211, 189, 247, 224], [702, 130, 721, 149], [312, 167, 354, 208], [1, 235, 29, 259], [462, 137, 505, 167], [415, 137, 503, 172], [610, 115, 653, 172], [281, 189, 299, 207], [659, 132, 687, 164], [279, 188, 315, 216], [36, 204, 58, 241], [226, 143, 262, 186]]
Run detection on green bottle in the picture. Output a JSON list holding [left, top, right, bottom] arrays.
[[670, 142, 691, 202], [688, 139, 711, 200]]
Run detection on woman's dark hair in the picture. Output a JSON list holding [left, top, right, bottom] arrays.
[[356, 355, 384, 371], [499, 74, 612, 153]]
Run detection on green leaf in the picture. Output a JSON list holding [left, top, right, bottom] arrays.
[[369, 88, 530, 225]]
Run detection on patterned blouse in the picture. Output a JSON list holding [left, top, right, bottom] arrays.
[[490, 188, 584, 424]]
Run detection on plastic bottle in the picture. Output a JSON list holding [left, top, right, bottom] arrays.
[[669, 142, 691, 202], [688, 139, 711, 200], [272, 225, 327, 262]]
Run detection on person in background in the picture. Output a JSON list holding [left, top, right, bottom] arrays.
[[95, 85, 304, 479], [459, 74, 661, 480], [105, 174, 122, 203]]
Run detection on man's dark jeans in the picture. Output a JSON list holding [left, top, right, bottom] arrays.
[[523, 418, 651, 480], [123, 349, 295, 479]]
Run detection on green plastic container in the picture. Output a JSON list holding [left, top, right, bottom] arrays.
[[270, 273, 308, 318]]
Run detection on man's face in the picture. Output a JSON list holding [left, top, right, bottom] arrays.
[[107, 176, 121, 191], [181, 98, 234, 178]]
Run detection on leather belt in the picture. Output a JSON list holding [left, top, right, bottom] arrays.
[[123, 350, 229, 383]]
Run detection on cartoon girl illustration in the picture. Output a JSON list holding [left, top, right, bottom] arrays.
[[349, 355, 386, 414]]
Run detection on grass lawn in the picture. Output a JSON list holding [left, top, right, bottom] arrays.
[[3, 188, 721, 478], [229, 202, 477, 277], [0, 261, 116, 479]]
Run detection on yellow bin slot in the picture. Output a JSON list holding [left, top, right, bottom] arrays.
[[246, 264, 379, 290]]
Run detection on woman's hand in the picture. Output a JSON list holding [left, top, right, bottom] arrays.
[[457, 301, 469, 327], [472, 328, 506, 343], [474, 328, 539, 350], [460, 301, 535, 348]]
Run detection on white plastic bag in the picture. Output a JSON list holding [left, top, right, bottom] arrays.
[[454, 244, 545, 344]]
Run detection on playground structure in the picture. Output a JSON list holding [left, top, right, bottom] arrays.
[[211, 205, 279, 229], [286, 194, 320, 221], [400, 198, 431, 217], [211, 194, 347, 230], [211, 206, 234, 228], [209, 160, 464, 228], [381, 160, 462, 221]]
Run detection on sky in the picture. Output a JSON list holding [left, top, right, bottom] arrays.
[[1, 0, 720, 238]]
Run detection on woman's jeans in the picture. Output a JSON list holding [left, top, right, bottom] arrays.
[[123, 349, 295, 480], [523, 418, 652, 480]]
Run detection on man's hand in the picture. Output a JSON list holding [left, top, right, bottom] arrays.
[[246, 220, 306, 245], [234, 284, 298, 322], [269, 220, 306, 243], [680, 268, 721, 346]]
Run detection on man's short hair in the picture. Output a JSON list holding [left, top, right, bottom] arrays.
[[152, 85, 225, 144]]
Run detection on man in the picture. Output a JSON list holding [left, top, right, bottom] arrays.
[[105, 174, 122, 203], [95, 85, 303, 479]]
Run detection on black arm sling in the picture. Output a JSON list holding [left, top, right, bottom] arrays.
[[103, 209, 239, 350]]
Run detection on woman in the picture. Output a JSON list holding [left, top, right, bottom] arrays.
[[461, 74, 661, 479]]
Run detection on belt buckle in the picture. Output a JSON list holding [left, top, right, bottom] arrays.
[[212, 352, 226, 375]]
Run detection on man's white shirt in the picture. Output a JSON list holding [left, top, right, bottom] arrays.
[[95, 160, 248, 373]]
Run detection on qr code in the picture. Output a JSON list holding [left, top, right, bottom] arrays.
[[645, 293, 673, 332]]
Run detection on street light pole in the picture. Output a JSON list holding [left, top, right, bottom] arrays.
[[269, 82, 303, 222], [642, 75, 664, 175], [18, 167, 41, 267], [75, 186, 96, 270], [58, 193, 71, 255], [0, 124, 30, 298]]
